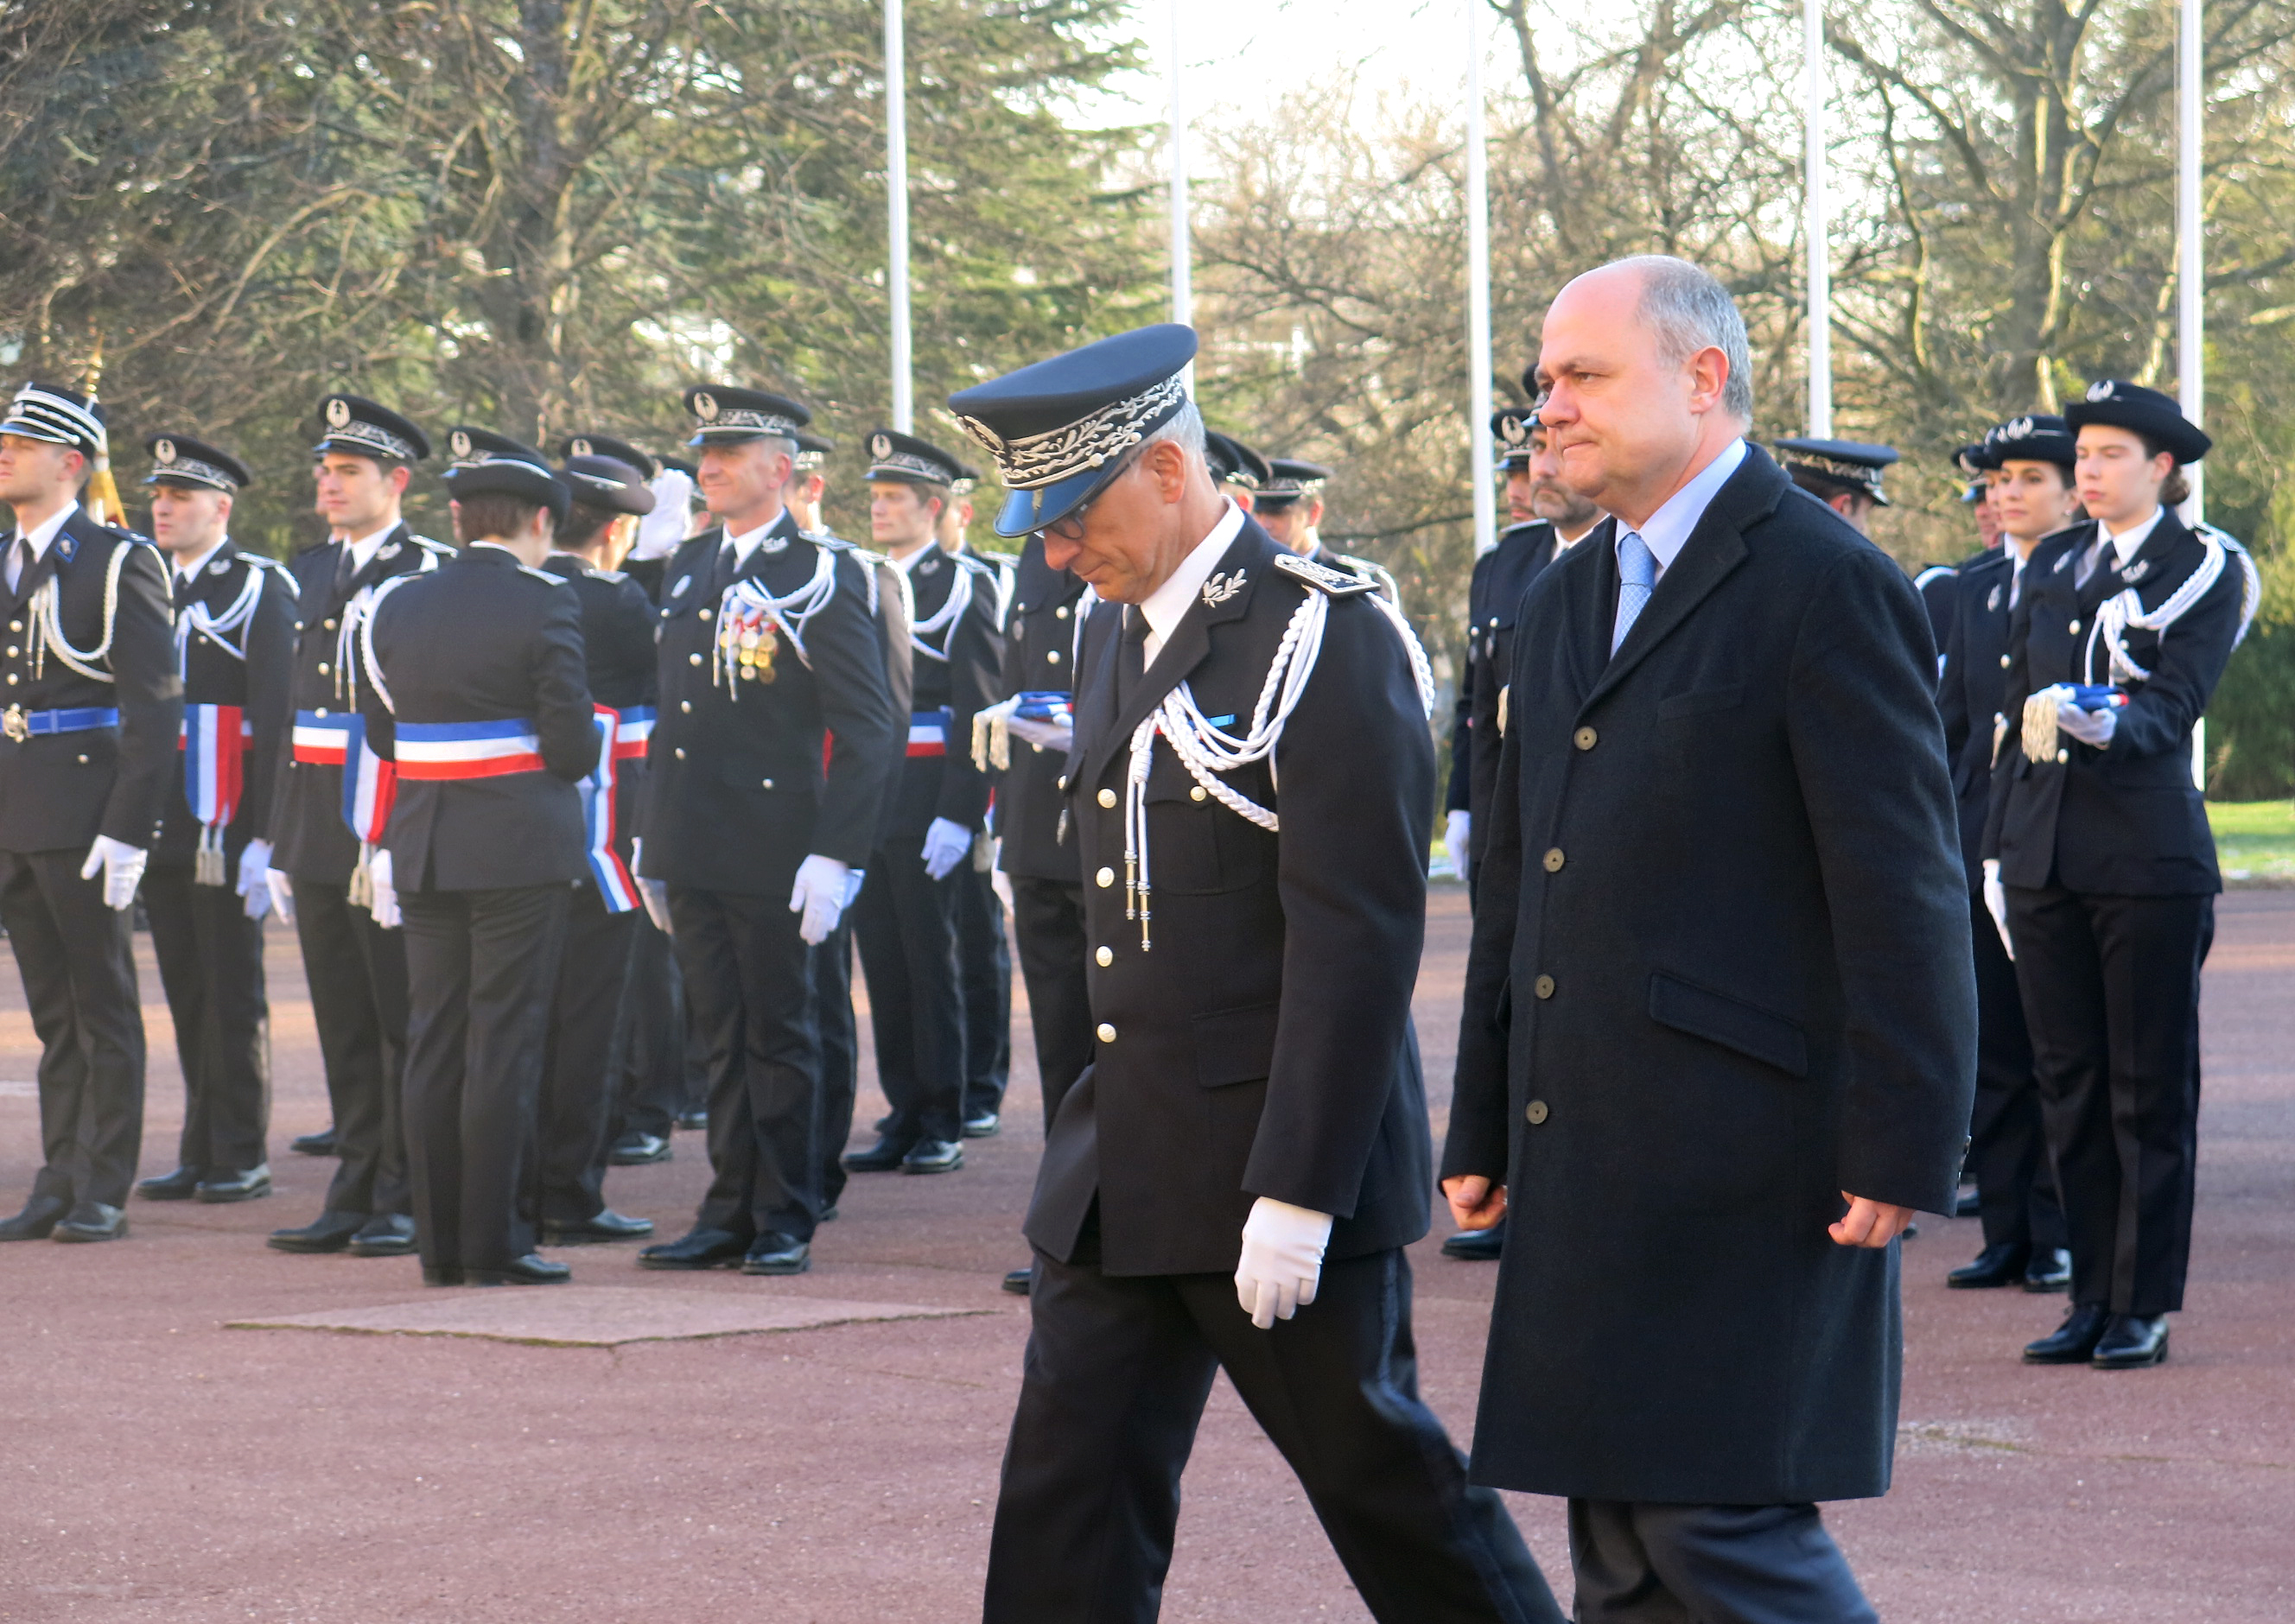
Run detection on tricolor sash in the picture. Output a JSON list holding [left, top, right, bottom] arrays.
[[339, 715, 397, 843], [179, 704, 251, 885], [612, 705, 654, 762], [292, 709, 353, 764], [907, 707, 952, 758], [580, 705, 639, 913], [394, 719, 546, 780]]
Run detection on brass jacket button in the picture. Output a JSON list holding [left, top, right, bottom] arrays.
[[1097, 788, 1116, 808], [1097, 1023, 1116, 1043], [1573, 726, 1597, 751], [1534, 974, 1555, 999], [1542, 847, 1565, 872], [1096, 946, 1113, 967], [1525, 1100, 1549, 1125], [1096, 866, 1114, 888]]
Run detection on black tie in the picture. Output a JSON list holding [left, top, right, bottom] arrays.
[[333, 542, 357, 596], [710, 540, 738, 597], [1117, 606, 1148, 707]]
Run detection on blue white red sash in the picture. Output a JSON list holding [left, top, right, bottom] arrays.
[[394, 719, 545, 780], [339, 715, 397, 844], [612, 705, 654, 762], [581, 705, 639, 912], [179, 704, 251, 884], [907, 707, 952, 758], [292, 709, 351, 764]]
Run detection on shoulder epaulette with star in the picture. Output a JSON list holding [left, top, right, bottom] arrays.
[[1273, 551, 1379, 597]]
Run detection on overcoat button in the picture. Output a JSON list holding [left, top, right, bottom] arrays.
[[1097, 1023, 1116, 1043], [1096, 946, 1113, 967], [1097, 789, 1116, 808], [681, 701, 692, 713], [761, 778, 773, 790], [675, 747, 688, 760], [1573, 726, 1597, 751], [1189, 786, 1206, 802], [1525, 1100, 1550, 1125], [77, 754, 88, 764], [689, 653, 703, 665], [1095, 866, 1115, 888], [1534, 974, 1555, 999], [1999, 655, 2011, 669], [1542, 847, 1565, 872], [323, 618, 337, 631], [316, 662, 329, 675], [2068, 619, 2080, 634], [1055, 606, 1069, 619], [2057, 749, 2069, 764], [1046, 650, 1061, 664], [699, 609, 713, 621]]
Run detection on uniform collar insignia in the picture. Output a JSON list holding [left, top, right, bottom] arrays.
[[1987, 585, 2001, 612], [764, 536, 787, 555], [209, 559, 230, 575], [919, 554, 940, 573], [2120, 560, 2150, 583], [671, 574, 691, 597], [1201, 569, 1247, 607], [379, 541, 402, 560], [57, 536, 75, 561]]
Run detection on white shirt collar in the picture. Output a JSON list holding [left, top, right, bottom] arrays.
[[889, 542, 935, 577], [723, 509, 787, 567], [1616, 436, 1746, 580], [172, 538, 227, 584], [1139, 500, 1247, 664], [2101, 506, 2165, 568], [345, 521, 397, 572], [14, 499, 80, 561]]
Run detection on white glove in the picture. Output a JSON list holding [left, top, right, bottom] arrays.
[[1235, 1196, 1334, 1329], [79, 835, 149, 911], [921, 817, 974, 882], [1982, 858, 2013, 961], [265, 866, 297, 925], [366, 847, 401, 929], [1444, 809, 1472, 876], [2056, 697, 2118, 749], [841, 868, 867, 909], [789, 853, 852, 946], [629, 837, 676, 935], [238, 838, 273, 920], [632, 471, 696, 560]]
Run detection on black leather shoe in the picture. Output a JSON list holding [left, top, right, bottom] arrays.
[[1948, 1242, 2029, 1289], [842, 1135, 913, 1173], [0, 1195, 69, 1241], [741, 1233, 811, 1275], [53, 1201, 128, 1242], [638, 1227, 748, 1270], [268, 1210, 367, 1253], [2092, 1313, 2170, 1368], [2023, 1247, 2072, 1292], [347, 1214, 418, 1257], [1441, 1222, 1505, 1261], [137, 1167, 205, 1202], [423, 1266, 466, 1287], [1001, 1266, 1033, 1296], [2024, 1302, 2112, 1364], [467, 1253, 572, 1286], [676, 1108, 709, 1132], [289, 1128, 338, 1157], [1955, 1187, 1982, 1218], [819, 1204, 839, 1223], [901, 1139, 963, 1174], [962, 1111, 1001, 1139], [542, 1209, 655, 1246], [195, 1165, 273, 1203], [607, 1132, 672, 1166]]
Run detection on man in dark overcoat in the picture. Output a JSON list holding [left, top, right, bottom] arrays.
[[1442, 257, 1976, 1622]]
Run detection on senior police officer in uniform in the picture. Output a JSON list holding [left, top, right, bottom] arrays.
[[0, 383, 181, 1244], [1983, 380, 2256, 1369], [1252, 456, 1402, 602], [134, 433, 296, 1206], [957, 326, 1561, 1624], [634, 385, 900, 1277], [356, 440, 597, 1285]]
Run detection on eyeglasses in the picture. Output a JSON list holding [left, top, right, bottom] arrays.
[[1043, 448, 1141, 544]]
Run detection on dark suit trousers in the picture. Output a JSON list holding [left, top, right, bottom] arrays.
[[2008, 885, 2211, 1315], [851, 843, 964, 1146], [292, 878, 410, 1219], [984, 1240, 1562, 1624], [608, 916, 685, 1142], [1567, 1500, 1877, 1624], [401, 884, 569, 1272], [535, 883, 639, 1224], [955, 853, 1012, 1119], [0, 850, 146, 1208], [1008, 876, 1093, 1132], [671, 885, 825, 1243], [811, 918, 859, 1208], [1966, 893, 2063, 1255], [144, 863, 270, 1173]]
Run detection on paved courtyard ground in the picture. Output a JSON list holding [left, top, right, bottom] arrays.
[[3, 887, 2291, 1621]]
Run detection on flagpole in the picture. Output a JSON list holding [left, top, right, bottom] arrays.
[[1169, 0, 1192, 389], [2177, 0, 2203, 523], [887, 0, 913, 433], [1802, 0, 1832, 437], [1465, 0, 1496, 555]]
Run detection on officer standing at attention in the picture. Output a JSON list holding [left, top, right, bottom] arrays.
[[1777, 437, 1959, 657], [1984, 381, 2256, 1370], [634, 385, 899, 1278], [1935, 415, 2077, 1292], [356, 439, 596, 1286], [1202, 428, 1270, 511], [785, 431, 835, 531], [134, 433, 296, 1207], [0, 383, 181, 1245], [957, 327, 1561, 1624], [842, 430, 1004, 1176], [1252, 456, 1402, 601]]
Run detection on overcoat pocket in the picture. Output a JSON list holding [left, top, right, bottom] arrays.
[[1648, 972, 1809, 1077]]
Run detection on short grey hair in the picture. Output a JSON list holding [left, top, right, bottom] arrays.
[[1139, 396, 1206, 460], [1615, 255, 1754, 423]]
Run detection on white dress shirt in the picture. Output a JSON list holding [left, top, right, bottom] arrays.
[[5, 498, 80, 591], [172, 538, 226, 592], [1137, 500, 1247, 666], [341, 520, 400, 576], [2101, 506, 2165, 568], [723, 511, 789, 571], [1614, 436, 1747, 585]]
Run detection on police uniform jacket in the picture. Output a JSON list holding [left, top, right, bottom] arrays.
[[1933, 546, 2016, 891], [1306, 542, 1399, 603], [269, 523, 451, 883], [1462, 520, 1562, 869], [359, 544, 594, 891], [542, 552, 655, 866], [1443, 445, 1975, 1506], [995, 535, 1089, 882], [155, 542, 296, 869], [0, 506, 181, 853], [1025, 517, 1435, 1278], [639, 510, 899, 891], [826, 536, 916, 853], [1980, 511, 2243, 897], [1914, 561, 1961, 665], [885, 545, 1003, 839]]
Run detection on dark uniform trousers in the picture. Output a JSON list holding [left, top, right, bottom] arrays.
[[955, 851, 1012, 1120], [610, 917, 692, 1141], [0, 853, 146, 1209], [533, 881, 640, 1225], [1007, 874, 1092, 1130], [143, 859, 270, 1173], [987, 1233, 1560, 1624], [401, 884, 570, 1272], [2007, 884, 2211, 1316], [1967, 893, 2064, 1256], [811, 917, 860, 1208], [1567, 1500, 1878, 1624], [673, 885, 826, 1243], [293, 879, 411, 1219], [852, 846, 965, 1146]]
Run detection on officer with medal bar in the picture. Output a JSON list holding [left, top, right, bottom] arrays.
[[955, 327, 1561, 1623], [1982, 380, 2258, 1369], [841, 429, 1004, 1177], [635, 385, 900, 1278], [0, 381, 181, 1245], [264, 394, 446, 1260], [354, 437, 597, 1285], [134, 431, 296, 1208]]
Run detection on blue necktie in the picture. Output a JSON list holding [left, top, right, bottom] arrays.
[[1612, 530, 1657, 654]]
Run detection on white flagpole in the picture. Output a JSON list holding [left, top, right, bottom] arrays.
[[2177, 0, 2203, 523], [1802, 0, 1832, 437], [1168, 0, 1192, 333], [1465, 0, 1496, 555], [887, 0, 913, 433]]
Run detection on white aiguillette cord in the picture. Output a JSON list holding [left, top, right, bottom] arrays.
[[175, 567, 264, 669], [715, 546, 836, 693]]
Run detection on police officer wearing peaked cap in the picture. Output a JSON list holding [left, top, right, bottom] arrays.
[[556, 433, 659, 481], [134, 432, 296, 1209], [1202, 428, 1271, 503], [0, 383, 183, 1244], [1252, 455, 1403, 603], [951, 324, 1562, 1623]]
